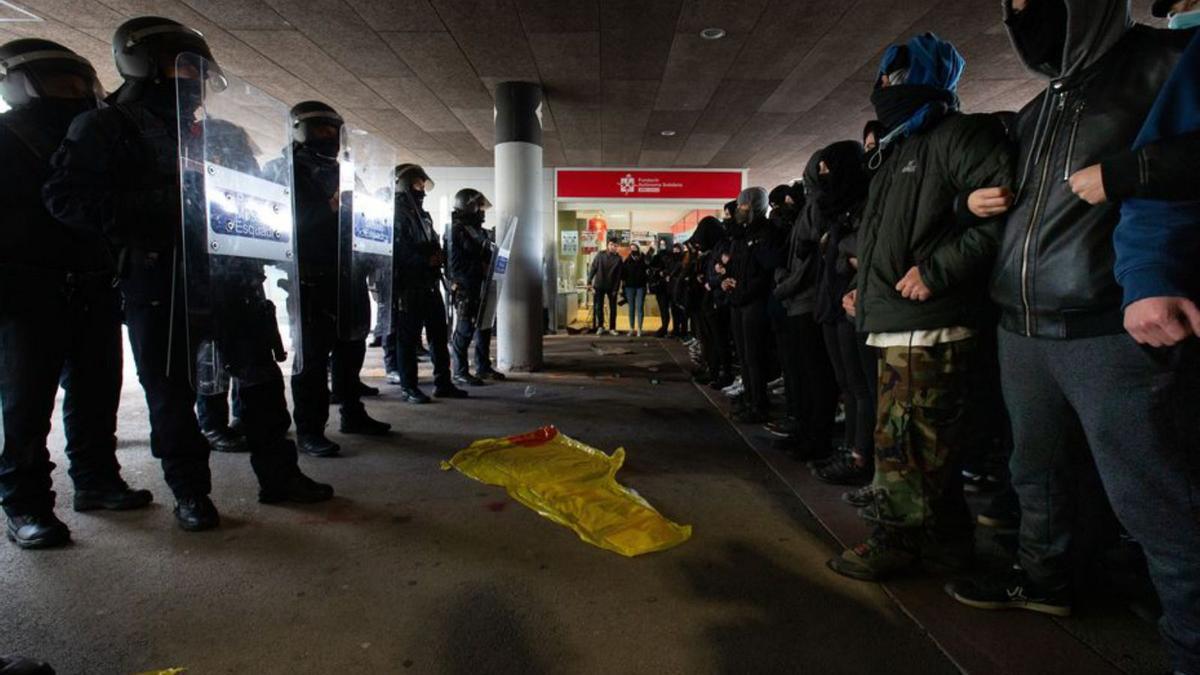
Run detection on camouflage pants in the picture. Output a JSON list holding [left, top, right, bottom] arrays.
[[868, 340, 975, 534]]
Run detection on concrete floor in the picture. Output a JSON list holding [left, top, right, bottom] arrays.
[[0, 334, 960, 674]]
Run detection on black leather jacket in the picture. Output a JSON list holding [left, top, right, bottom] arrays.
[[991, 0, 1194, 339]]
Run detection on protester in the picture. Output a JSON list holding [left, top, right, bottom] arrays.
[[829, 33, 1016, 581], [588, 239, 623, 336]]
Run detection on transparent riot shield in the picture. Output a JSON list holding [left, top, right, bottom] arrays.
[[337, 127, 395, 341], [477, 216, 519, 329], [177, 52, 303, 395]]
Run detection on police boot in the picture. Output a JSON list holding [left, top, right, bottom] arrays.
[[173, 496, 220, 532], [357, 381, 380, 397], [259, 470, 334, 505], [297, 433, 341, 458], [73, 484, 154, 512], [203, 427, 248, 453], [5, 512, 71, 549], [339, 410, 391, 436]]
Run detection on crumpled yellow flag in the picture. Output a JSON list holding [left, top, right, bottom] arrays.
[[442, 426, 692, 557]]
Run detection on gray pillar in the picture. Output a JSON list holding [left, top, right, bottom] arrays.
[[494, 81, 544, 371]]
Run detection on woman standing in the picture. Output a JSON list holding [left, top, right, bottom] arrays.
[[621, 244, 649, 336]]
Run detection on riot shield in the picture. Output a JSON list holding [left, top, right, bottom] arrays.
[[477, 216, 519, 329], [177, 52, 303, 395], [337, 127, 395, 341]]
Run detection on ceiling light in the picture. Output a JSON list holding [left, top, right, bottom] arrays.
[[700, 27, 726, 40], [659, 130, 676, 137]]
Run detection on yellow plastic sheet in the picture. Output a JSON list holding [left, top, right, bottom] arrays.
[[442, 426, 692, 557]]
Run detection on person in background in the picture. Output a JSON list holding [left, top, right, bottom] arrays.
[[722, 187, 785, 424], [689, 215, 732, 386], [621, 243, 649, 337], [668, 242, 690, 338], [808, 140, 875, 486], [830, 33, 1015, 581], [649, 241, 674, 337], [588, 239, 623, 336], [768, 177, 836, 461], [949, 3, 1199, 673]]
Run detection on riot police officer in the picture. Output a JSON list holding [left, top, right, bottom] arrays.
[[391, 164, 468, 403], [446, 188, 506, 385], [288, 101, 390, 458], [0, 39, 153, 549], [43, 16, 333, 533]]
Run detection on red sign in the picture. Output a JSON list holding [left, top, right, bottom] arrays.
[[556, 170, 743, 200]]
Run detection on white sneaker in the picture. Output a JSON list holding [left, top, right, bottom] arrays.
[[636, 330, 643, 337], [594, 327, 605, 335], [767, 376, 784, 388]]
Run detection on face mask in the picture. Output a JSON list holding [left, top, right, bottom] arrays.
[[28, 97, 96, 133], [308, 136, 340, 159], [1009, 0, 1068, 75], [1169, 9, 1200, 29]]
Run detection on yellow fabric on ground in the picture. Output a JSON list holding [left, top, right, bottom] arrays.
[[442, 427, 692, 557]]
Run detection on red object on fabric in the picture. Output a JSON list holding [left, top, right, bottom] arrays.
[[557, 170, 743, 200], [506, 426, 559, 447]]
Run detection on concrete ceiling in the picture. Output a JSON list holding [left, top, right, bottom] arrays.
[[0, 0, 1163, 186]]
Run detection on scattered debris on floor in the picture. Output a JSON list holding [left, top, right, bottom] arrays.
[[591, 343, 636, 356], [442, 426, 692, 556]]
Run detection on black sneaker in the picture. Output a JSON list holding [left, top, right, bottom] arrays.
[[453, 373, 486, 387], [477, 370, 506, 381], [434, 385, 470, 399], [813, 454, 873, 486], [203, 427, 247, 453], [297, 433, 341, 458], [5, 512, 71, 549], [765, 417, 800, 438], [962, 469, 1003, 494], [259, 471, 334, 505], [843, 485, 877, 508], [731, 409, 769, 424], [174, 496, 220, 532], [339, 413, 391, 436], [947, 567, 1072, 617], [977, 487, 1020, 529], [399, 387, 431, 404], [73, 486, 154, 512], [357, 382, 380, 397]]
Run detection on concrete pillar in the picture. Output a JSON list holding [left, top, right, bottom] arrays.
[[494, 81, 544, 371]]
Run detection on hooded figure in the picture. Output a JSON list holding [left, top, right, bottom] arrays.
[[948, 6, 1200, 673], [868, 33, 965, 167], [811, 140, 871, 326]]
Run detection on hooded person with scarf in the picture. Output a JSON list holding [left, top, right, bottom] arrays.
[[948, 4, 1200, 671], [805, 141, 878, 487], [768, 170, 839, 460], [828, 33, 1016, 582]]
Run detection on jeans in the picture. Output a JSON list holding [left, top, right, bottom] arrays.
[[624, 286, 646, 332], [0, 282, 125, 515], [593, 289, 618, 330], [1000, 330, 1200, 674]]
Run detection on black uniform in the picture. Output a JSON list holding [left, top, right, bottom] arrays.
[[392, 189, 454, 393], [723, 212, 786, 417], [447, 210, 496, 378], [289, 144, 370, 436], [41, 83, 314, 501], [0, 100, 135, 517]]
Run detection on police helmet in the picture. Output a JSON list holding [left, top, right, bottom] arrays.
[[289, 100, 343, 144], [112, 16, 222, 85], [0, 39, 103, 109], [395, 163, 434, 193], [453, 188, 491, 214]]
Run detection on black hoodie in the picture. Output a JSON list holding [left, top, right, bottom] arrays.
[[811, 141, 870, 324]]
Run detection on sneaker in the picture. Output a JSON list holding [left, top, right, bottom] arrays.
[[453, 373, 486, 387], [636, 330, 643, 337], [842, 485, 877, 508], [813, 454, 873, 486], [827, 528, 918, 581], [477, 369, 507, 382], [385, 371, 404, 386], [595, 327, 605, 336], [608, 329, 621, 336], [434, 384, 470, 399], [767, 376, 784, 389], [977, 488, 1020, 529], [947, 566, 1072, 617], [765, 418, 800, 438]]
